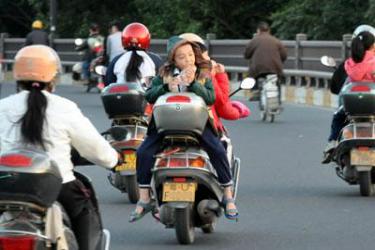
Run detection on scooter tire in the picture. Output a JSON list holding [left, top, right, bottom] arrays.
[[358, 171, 374, 197], [260, 111, 267, 121], [175, 205, 195, 244], [270, 114, 275, 123], [125, 175, 139, 204]]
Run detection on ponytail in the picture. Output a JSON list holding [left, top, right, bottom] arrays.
[[125, 49, 144, 82], [18, 81, 47, 149], [351, 31, 375, 63]]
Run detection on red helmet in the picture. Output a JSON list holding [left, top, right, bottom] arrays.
[[121, 22, 150, 50]]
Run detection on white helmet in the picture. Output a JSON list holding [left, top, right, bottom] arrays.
[[352, 24, 375, 38]]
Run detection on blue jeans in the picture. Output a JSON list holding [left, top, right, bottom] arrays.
[[136, 126, 232, 187], [82, 60, 91, 80], [328, 106, 348, 141]]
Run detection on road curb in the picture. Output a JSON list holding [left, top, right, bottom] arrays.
[[282, 86, 338, 109]]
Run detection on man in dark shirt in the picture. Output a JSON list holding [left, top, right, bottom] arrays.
[[25, 20, 49, 46]]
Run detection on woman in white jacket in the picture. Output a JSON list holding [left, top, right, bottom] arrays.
[[0, 45, 119, 250]]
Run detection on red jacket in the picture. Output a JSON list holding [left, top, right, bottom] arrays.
[[211, 72, 242, 132]]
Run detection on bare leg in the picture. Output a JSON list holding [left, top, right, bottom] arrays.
[[135, 188, 151, 214], [223, 186, 237, 214]]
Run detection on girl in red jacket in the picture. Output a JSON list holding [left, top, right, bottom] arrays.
[[345, 31, 375, 82]]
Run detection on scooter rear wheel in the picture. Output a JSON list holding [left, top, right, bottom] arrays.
[[260, 111, 267, 121], [175, 205, 195, 244], [270, 114, 275, 123], [125, 175, 139, 204], [358, 171, 374, 197]]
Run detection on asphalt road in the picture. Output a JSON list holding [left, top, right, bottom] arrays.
[[1, 82, 375, 250]]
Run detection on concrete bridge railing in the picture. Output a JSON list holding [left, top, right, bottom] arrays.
[[226, 66, 337, 108]]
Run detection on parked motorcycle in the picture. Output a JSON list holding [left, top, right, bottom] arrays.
[[72, 38, 105, 93], [258, 74, 282, 122], [0, 148, 110, 249], [150, 78, 254, 244], [101, 81, 149, 203]]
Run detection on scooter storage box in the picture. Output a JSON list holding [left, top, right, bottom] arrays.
[[342, 82, 375, 116], [101, 82, 147, 118], [153, 93, 209, 135], [0, 149, 62, 207]]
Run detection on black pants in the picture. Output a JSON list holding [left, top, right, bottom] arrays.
[[136, 126, 233, 187], [57, 179, 103, 250]]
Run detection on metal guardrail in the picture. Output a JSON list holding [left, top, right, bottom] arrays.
[[1, 32, 337, 90], [0, 62, 333, 90]]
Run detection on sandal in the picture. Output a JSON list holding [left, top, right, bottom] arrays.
[[222, 197, 239, 222], [129, 200, 156, 223]]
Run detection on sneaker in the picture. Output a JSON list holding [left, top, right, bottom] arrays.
[[321, 140, 337, 164]]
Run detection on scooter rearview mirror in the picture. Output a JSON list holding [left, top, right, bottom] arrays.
[[320, 55, 336, 68], [95, 65, 107, 76], [109, 127, 128, 141], [240, 77, 256, 90], [229, 77, 256, 97], [74, 38, 84, 46]]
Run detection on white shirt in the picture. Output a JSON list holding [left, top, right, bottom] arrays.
[[106, 32, 125, 62], [113, 50, 156, 84], [0, 90, 118, 183]]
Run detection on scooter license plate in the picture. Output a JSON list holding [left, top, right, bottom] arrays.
[[162, 182, 196, 202], [115, 151, 136, 171], [351, 149, 375, 166]]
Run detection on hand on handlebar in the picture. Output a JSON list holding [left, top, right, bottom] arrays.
[[168, 78, 180, 92], [111, 152, 124, 173]]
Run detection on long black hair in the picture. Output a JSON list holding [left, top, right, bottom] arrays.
[[125, 48, 144, 82], [17, 81, 47, 149], [351, 31, 375, 63]]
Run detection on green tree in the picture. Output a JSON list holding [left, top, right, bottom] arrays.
[[3, 0, 373, 40], [271, 0, 369, 40], [0, 0, 48, 37]]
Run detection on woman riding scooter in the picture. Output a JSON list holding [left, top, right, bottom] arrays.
[[0, 45, 120, 250], [104, 22, 162, 86], [322, 25, 375, 163]]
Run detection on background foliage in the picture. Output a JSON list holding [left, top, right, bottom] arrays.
[[0, 0, 372, 40]]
